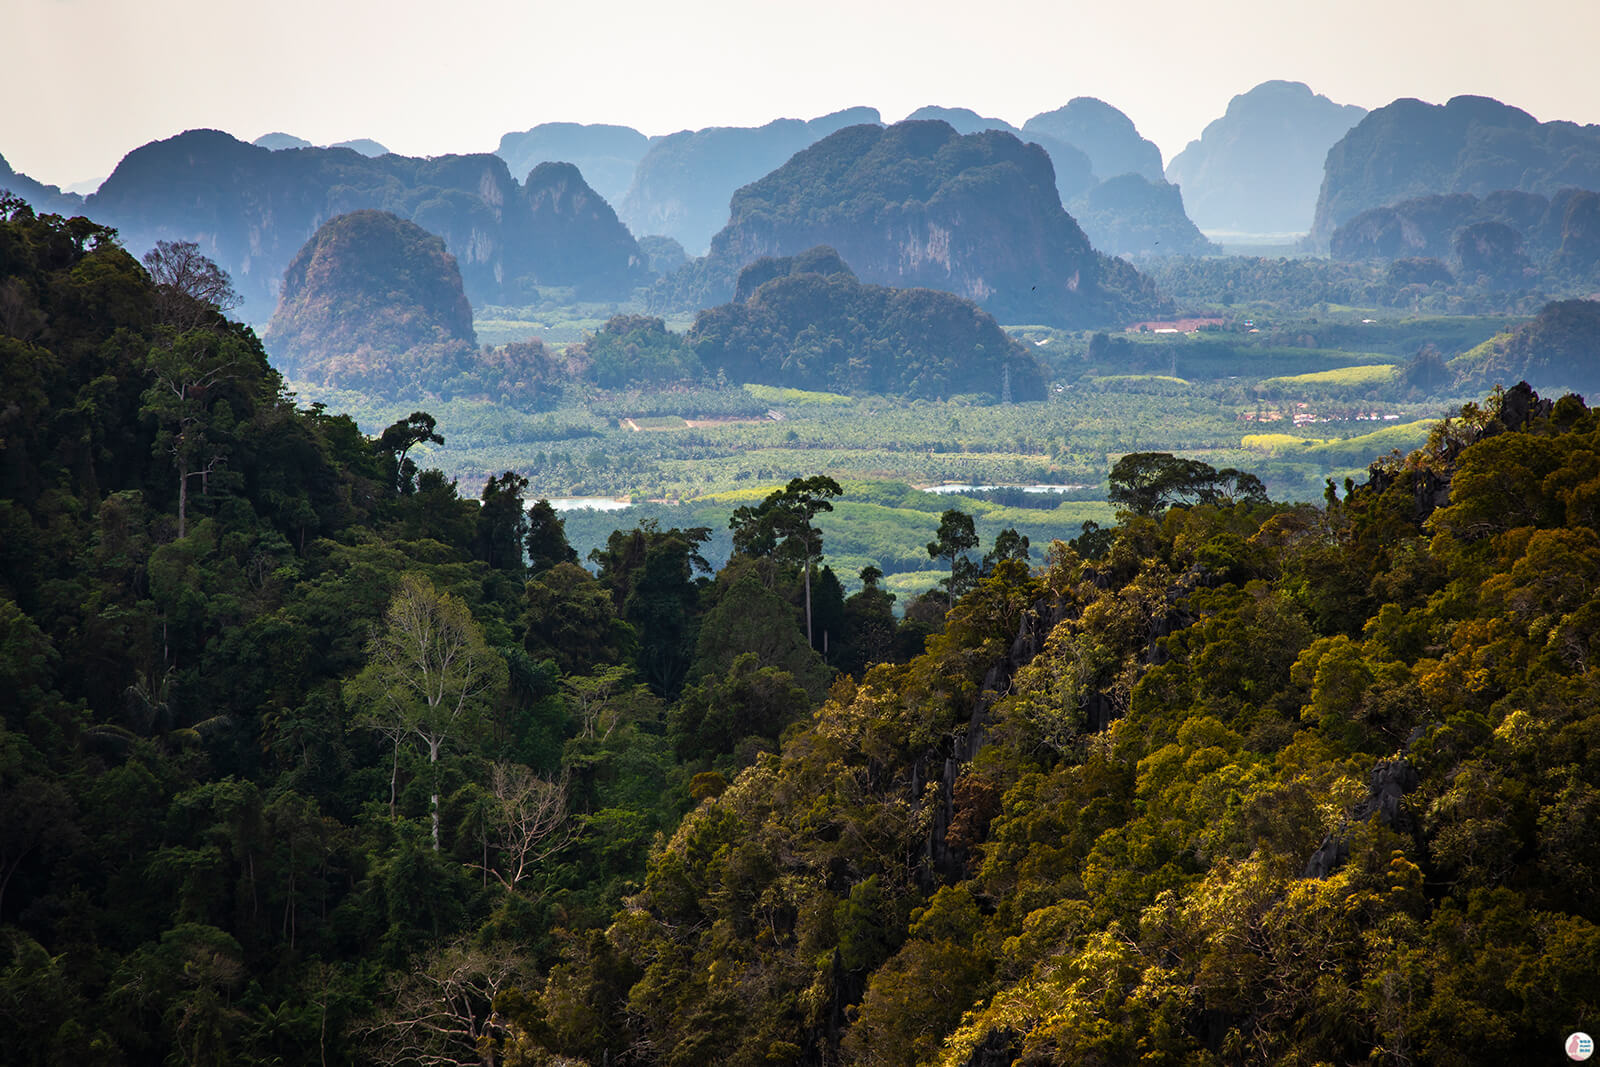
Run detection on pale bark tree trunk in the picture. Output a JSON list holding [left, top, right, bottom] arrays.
[[428, 736, 443, 852]]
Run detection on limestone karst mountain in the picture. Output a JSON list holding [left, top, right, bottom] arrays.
[[1165, 80, 1366, 234], [1310, 94, 1600, 246], [688, 245, 1049, 399], [87, 129, 648, 321], [1022, 97, 1165, 184], [617, 107, 881, 255], [265, 209, 477, 394], [681, 120, 1161, 327], [495, 121, 652, 208]]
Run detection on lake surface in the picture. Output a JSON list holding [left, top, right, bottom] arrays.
[[540, 497, 632, 512], [921, 483, 1091, 494]]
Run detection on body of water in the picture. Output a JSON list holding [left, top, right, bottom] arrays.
[[540, 497, 633, 512], [921, 483, 1091, 494]]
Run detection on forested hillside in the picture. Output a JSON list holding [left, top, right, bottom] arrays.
[[267, 210, 479, 394], [1311, 95, 1600, 246], [499, 383, 1600, 1066], [687, 248, 1049, 400], [677, 120, 1162, 326], [82, 130, 650, 321], [3, 198, 1597, 1066], [1330, 188, 1600, 287]]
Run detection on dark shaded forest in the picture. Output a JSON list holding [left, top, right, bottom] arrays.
[[3, 201, 1598, 1065]]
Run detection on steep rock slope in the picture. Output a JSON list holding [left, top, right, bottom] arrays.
[[694, 120, 1160, 326], [617, 107, 881, 255], [87, 129, 648, 321], [265, 210, 478, 394], [1310, 95, 1600, 246], [1068, 173, 1216, 257], [1165, 80, 1366, 234], [519, 161, 650, 298]]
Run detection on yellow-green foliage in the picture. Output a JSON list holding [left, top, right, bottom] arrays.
[[1261, 363, 1397, 388], [1244, 419, 1434, 464], [515, 389, 1600, 1066], [1448, 334, 1503, 377], [1242, 432, 1309, 450], [743, 383, 856, 406], [1087, 374, 1190, 385]]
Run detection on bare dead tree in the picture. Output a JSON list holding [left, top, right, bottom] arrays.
[[357, 940, 530, 1067], [142, 239, 239, 328], [469, 762, 571, 893]]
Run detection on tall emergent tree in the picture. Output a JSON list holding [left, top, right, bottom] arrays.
[[524, 499, 578, 574], [141, 329, 247, 538], [1107, 452, 1268, 516], [729, 476, 843, 647], [346, 574, 507, 850], [927, 508, 979, 606], [377, 411, 444, 494], [476, 471, 529, 572]]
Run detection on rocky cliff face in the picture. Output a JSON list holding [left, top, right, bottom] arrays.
[[519, 161, 650, 298], [617, 107, 881, 255], [86, 129, 648, 322], [1067, 173, 1217, 257], [265, 209, 477, 393], [1165, 80, 1366, 234], [696, 120, 1158, 327], [1022, 97, 1165, 183], [1310, 95, 1600, 247]]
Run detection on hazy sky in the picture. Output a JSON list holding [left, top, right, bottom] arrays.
[[8, 0, 1600, 190]]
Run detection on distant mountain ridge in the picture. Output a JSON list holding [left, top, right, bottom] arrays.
[[85, 129, 647, 321], [618, 107, 882, 255], [495, 122, 653, 208], [252, 133, 390, 156], [0, 152, 84, 216], [684, 120, 1162, 327], [1165, 80, 1366, 234], [1311, 95, 1600, 246]]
